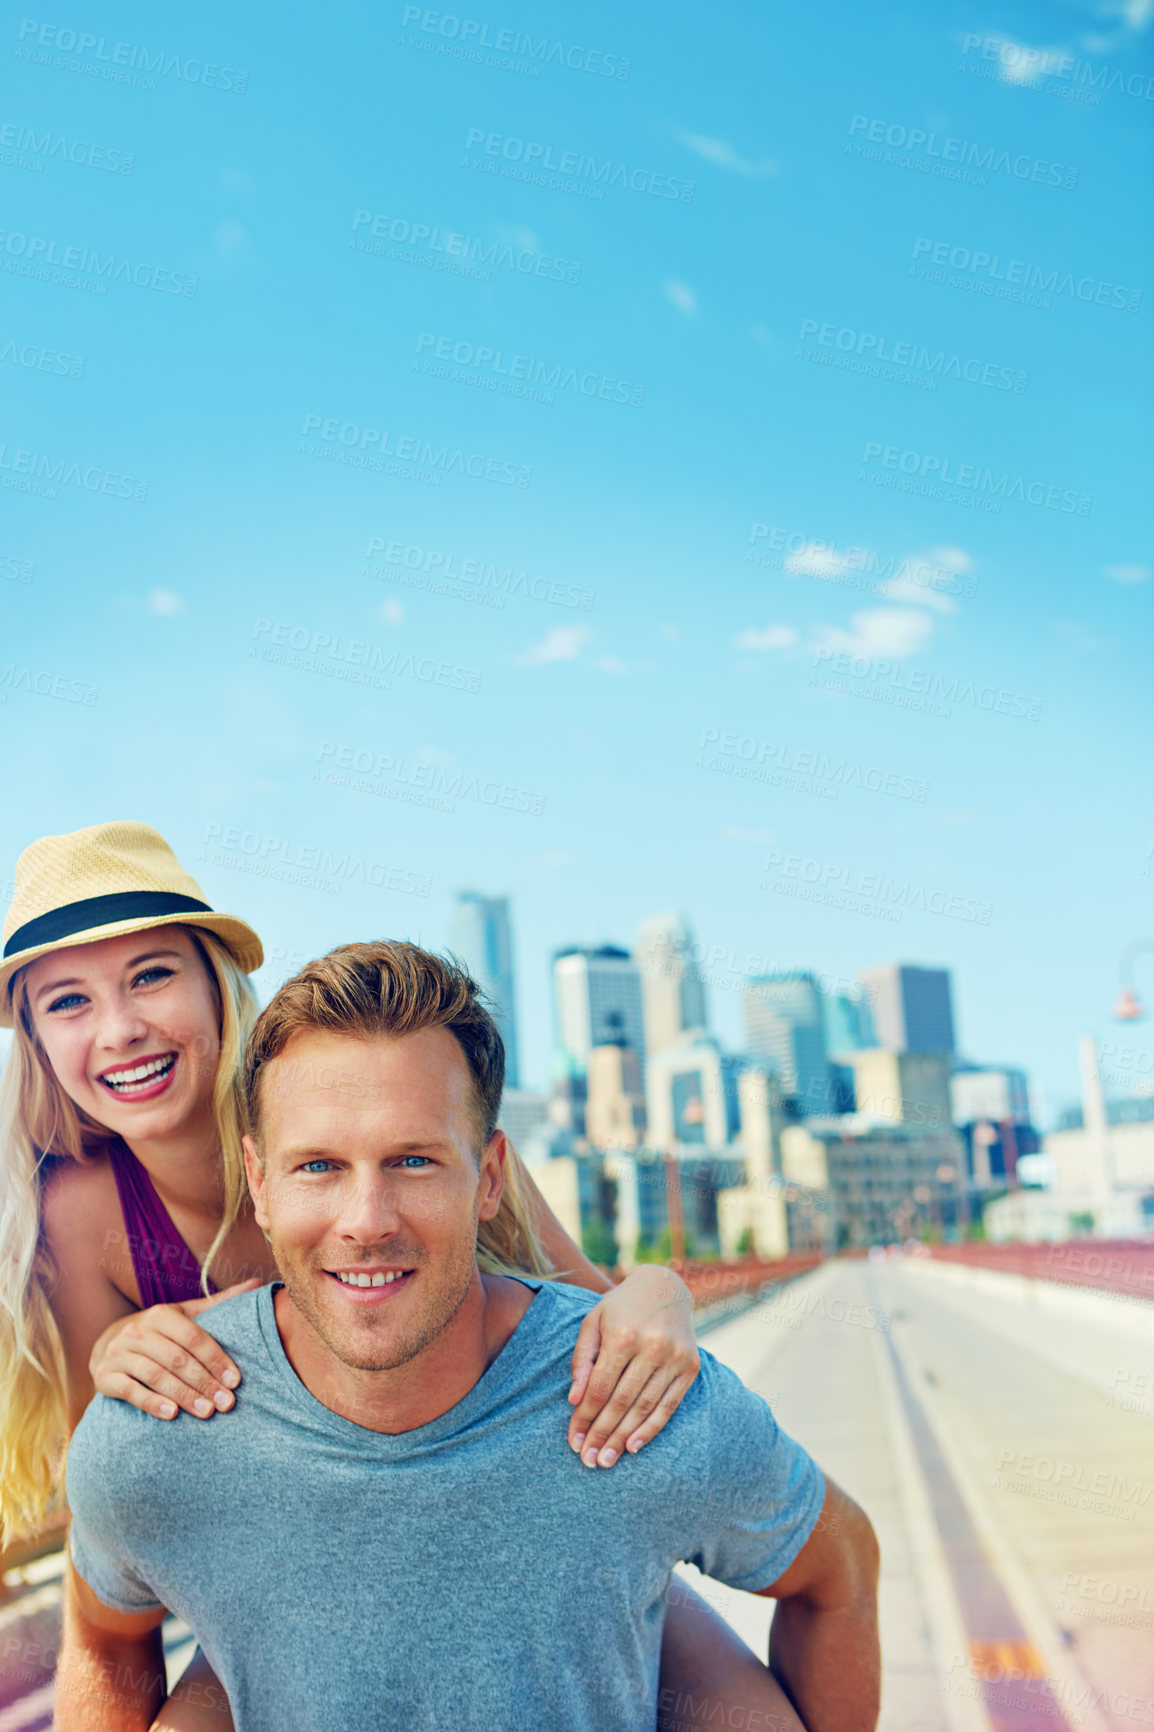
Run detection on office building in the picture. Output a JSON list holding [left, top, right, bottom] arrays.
[[743, 973, 832, 1115], [849, 1049, 953, 1131], [859, 964, 955, 1055], [821, 990, 871, 1057], [781, 1117, 966, 1247], [450, 892, 520, 1087], [950, 1066, 1038, 1189], [635, 912, 708, 1054], [552, 946, 645, 1081], [645, 1037, 743, 1150], [608, 1147, 745, 1264], [585, 1045, 646, 1152]]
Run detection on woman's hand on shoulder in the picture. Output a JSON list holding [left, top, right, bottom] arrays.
[[566, 1263, 699, 1468], [89, 1280, 262, 1420]]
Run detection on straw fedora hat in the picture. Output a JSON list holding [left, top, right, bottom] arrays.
[[1, 821, 264, 1026]]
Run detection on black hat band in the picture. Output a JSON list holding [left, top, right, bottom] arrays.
[[4, 891, 213, 959]]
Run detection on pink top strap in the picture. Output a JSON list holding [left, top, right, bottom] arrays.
[[107, 1142, 216, 1308]]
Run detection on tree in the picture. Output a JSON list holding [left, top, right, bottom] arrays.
[[581, 1217, 618, 1269], [736, 1226, 756, 1258]]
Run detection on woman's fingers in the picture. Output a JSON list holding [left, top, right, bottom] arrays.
[[573, 1359, 697, 1466], [97, 1352, 216, 1420], [93, 1311, 241, 1416], [567, 1308, 603, 1411]]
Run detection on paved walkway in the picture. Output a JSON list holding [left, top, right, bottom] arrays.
[[699, 1258, 1154, 1731]]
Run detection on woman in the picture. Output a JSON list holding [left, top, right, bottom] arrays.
[[0, 822, 802, 1731]]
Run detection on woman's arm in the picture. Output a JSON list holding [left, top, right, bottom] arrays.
[[40, 1168, 257, 1425], [512, 1151, 701, 1468]]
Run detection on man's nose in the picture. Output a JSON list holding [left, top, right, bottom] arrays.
[[336, 1174, 403, 1243]]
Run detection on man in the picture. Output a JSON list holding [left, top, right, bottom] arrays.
[[59, 941, 880, 1731]]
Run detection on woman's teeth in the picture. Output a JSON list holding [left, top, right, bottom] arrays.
[[100, 1055, 176, 1094], [336, 1271, 406, 1287]]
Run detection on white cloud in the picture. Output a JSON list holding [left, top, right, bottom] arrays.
[[1103, 563, 1151, 584], [734, 624, 799, 651], [380, 598, 404, 624], [1054, 621, 1102, 651], [926, 544, 973, 573], [679, 133, 777, 177], [526, 849, 575, 870], [663, 279, 697, 316], [814, 608, 935, 661], [875, 577, 957, 614], [514, 625, 591, 667], [148, 588, 184, 615], [592, 656, 630, 674], [721, 825, 775, 844]]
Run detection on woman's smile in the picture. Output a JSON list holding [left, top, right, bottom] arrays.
[[96, 1051, 179, 1102]]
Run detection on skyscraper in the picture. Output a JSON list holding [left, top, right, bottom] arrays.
[[450, 892, 519, 1087], [634, 912, 708, 1054], [743, 973, 831, 1115], [860, 964, 956, 1055], [552, 946, 646, 1082]]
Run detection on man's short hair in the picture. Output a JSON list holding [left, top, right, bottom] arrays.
[[242, 941, 505, 1148]]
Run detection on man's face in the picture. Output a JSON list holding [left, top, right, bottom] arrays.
[[244, 1026, 504, 1374]]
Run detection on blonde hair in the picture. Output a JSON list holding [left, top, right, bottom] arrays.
[[0, 930, 551, 1539], [0, 927, 256, 1540]]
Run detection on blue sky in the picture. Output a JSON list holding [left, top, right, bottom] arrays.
[[2, 0, 1152, 1122]]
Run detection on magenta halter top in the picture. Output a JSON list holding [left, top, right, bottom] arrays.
[[107, 1142, 217, 1308]]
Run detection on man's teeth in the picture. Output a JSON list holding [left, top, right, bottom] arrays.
[[102, 1056, 175, 1091], [336, 1271, 407, 1288]]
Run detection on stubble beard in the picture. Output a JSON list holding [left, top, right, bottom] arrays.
[[280, 1237, 479, 1373]]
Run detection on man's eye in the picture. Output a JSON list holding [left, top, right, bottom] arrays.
[[47, 993, 86, 1013], [400, 1155, 431, 1169], [301, 1160, 332, 1174]]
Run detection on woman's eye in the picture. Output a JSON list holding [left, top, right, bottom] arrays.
[[132, 966, 175, 988], [47, 993, 86, 1014]]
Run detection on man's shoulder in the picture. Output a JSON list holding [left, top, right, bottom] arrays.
[[67, 1289, 273, 1485]]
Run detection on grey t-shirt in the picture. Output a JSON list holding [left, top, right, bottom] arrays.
[[68, 1280, 824, 1732]]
